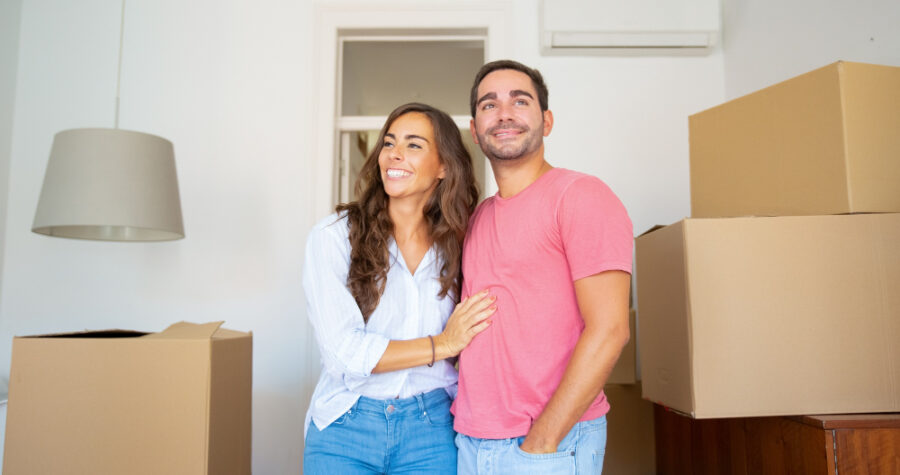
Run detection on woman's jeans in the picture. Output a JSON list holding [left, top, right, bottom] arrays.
[[304, 388, 456, 474]]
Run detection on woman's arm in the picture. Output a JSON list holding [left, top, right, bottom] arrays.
[[372, 290, 495, 373], [303, 217, 494, 378], [303, 220, 391, 379]]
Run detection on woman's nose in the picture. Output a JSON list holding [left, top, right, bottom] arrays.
[[386, 146, 403, 161]]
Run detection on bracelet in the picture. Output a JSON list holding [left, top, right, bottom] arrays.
[[427, 335, 435, 367]]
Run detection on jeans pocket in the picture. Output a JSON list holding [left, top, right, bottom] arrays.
[[331, 408, 356, 425], [423, 406, 454, 426], [508, 443, 576, 474], [513, 444, 575, 461]]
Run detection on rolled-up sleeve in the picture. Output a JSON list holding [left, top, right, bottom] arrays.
[[302, 217, 390, 379]]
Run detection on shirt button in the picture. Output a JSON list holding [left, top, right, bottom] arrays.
[[386, 404, 395, 413]]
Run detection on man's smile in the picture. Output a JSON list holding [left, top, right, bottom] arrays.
[[489, 124, 528, 140]]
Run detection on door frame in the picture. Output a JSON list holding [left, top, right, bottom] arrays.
[[311, 1, 513, 219], [335, 33, 486, 203]]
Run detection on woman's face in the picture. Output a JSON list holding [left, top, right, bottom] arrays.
[[379, 112, 446, 204]]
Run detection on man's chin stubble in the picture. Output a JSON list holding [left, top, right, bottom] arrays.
[[483, 140, 538, 162]]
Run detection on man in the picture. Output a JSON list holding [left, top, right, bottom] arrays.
[[451, 60, 633, 474]]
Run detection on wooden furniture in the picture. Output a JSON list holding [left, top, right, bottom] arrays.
[[654, 405, 900, 474]]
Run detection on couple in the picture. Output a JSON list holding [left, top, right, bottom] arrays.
[[302, 60, 633, 474]]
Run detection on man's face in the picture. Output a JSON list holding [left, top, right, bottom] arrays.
[[471, 69, 552, 162]]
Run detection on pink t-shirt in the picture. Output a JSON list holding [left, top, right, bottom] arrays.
[[451, 168, 633, 438]]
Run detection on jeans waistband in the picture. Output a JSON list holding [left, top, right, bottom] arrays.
[[354, 388, 449, 415], [458, 415, 607, 447]]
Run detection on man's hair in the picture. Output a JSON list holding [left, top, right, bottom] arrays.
[[469, 59, 549, 117]]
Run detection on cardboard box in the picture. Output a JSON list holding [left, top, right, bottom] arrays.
[[607, 309, 638, 384], [603, 383, 655, 475], [689, 61, 900, 218], [3, 321, 252, 475], [635, 213, 900, 418]]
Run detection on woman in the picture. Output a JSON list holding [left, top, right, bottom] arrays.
[[302, 103, 494, 474]]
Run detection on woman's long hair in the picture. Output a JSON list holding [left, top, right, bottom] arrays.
[[337, 103, 479, 322]]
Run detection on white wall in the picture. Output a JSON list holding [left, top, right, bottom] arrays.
[[1, 0, 315, 471], [7, 0, 894, 473], [0, 0, 24, 325], [722, 0, 900, 98]]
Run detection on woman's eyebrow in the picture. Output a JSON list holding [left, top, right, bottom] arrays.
[[405, 134, 430, 143]]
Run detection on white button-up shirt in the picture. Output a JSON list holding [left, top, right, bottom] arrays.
[[303, 213, 458, 432]]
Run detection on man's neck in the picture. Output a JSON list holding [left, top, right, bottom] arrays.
[[492, 149, 553, 199]]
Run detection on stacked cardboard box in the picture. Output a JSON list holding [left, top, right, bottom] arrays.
[[689, 61, 900, 218], [635, 61, 900, 419], [2, 321, 252, 475]]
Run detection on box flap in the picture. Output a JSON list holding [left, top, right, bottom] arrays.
[[211, 327, 252, 340], [636, 224, 670, 238], [143, 321, 224, 340]]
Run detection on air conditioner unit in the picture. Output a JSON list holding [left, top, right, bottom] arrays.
[[540, 0, 721, 55]]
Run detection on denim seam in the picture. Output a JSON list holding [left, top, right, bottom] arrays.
[[513, 450, 574, 460]]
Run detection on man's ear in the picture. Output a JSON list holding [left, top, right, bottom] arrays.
[[470, 118, 479, 144], [542, 110, 554, 137]]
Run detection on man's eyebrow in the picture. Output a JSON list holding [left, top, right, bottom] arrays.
[[510, 90, 534, 100], [476, 92, 498, 107], [476, 90, 534, 107]]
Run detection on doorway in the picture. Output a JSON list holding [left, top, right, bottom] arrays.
[[335, 33, 487, 204], [310, 3, 512, 218]]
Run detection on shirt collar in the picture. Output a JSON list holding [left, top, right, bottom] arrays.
[[388, 238, 439, 275]]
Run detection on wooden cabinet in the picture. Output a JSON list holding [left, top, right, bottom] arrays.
[[654, 405, 900, 474]]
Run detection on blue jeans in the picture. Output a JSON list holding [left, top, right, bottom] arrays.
[[455, 416, 607, 475], [304, 388, 457, 474]]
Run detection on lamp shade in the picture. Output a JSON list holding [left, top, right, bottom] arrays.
[[32, 128, 185, 241]]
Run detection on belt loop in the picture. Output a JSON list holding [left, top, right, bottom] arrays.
[[415, 393, 426, 413]]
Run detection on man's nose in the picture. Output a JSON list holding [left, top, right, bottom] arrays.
[[496, 102, 514, 121]]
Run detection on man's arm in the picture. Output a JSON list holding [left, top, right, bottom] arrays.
[[519, 269, 631, 453]]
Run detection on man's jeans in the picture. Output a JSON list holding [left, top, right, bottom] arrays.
[[456, 416, 607, 474]]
